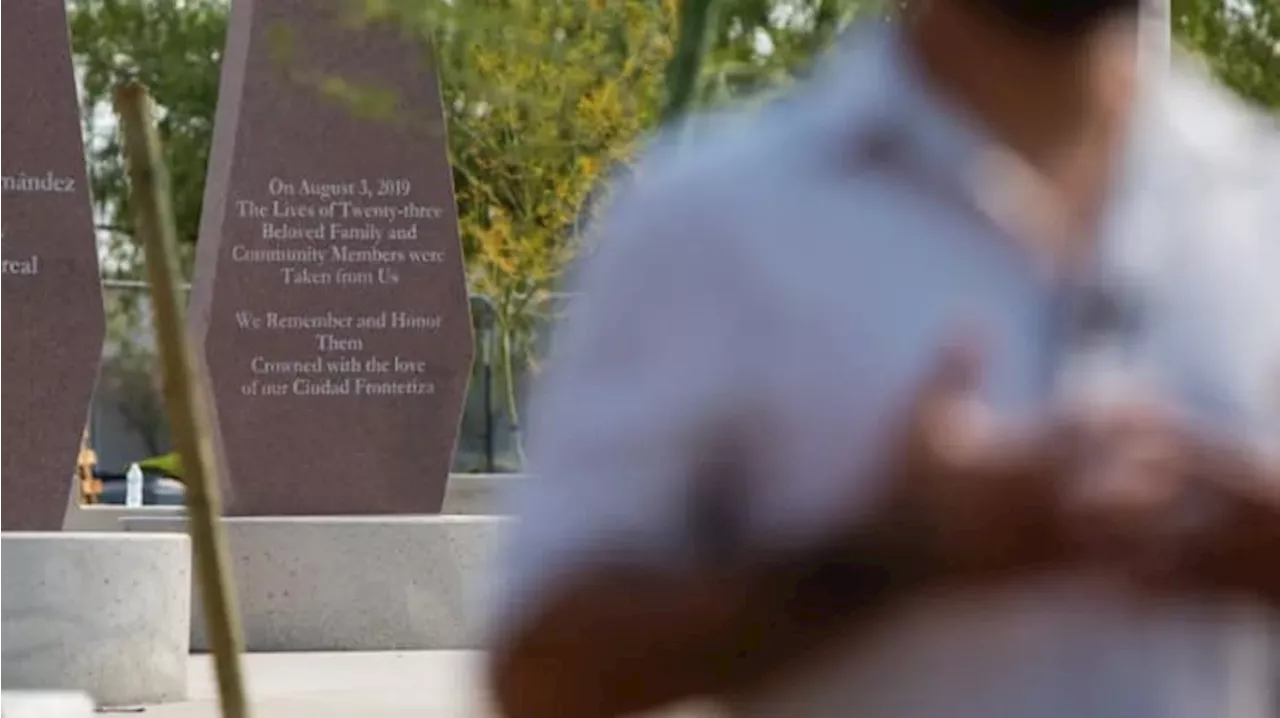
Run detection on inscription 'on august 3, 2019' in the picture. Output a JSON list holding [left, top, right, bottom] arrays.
[[229, 175, 450, 400], [1, 171, 79, 277]]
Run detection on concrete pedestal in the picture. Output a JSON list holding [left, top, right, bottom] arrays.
[[123, 516, 506, 652], [1, 533, 191, 706]]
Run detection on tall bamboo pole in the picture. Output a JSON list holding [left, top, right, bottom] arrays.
[[114, 81, 251, 718]]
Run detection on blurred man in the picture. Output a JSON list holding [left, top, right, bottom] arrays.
[[486, 0, 1280, 716]]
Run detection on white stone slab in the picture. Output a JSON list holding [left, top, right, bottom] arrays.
[[1, 532, 191, 706], [0, 692, 94, 718], [122, 516, 506, 652]]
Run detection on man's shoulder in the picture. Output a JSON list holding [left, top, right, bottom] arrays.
[[1149, 61, 1280, 263], [623, 30, 890, 210], [1134, 61, 1280, 313], [580, 26, 919, 279], [624, 95, 840, 217], [577, 87, 847, 282], [1155, 59, 1279, 180], [600, 43, 897, 226]]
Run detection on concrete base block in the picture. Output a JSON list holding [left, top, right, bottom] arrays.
[[1, 533, 191, 706], [122, 516, 506, 652], [0, 692, 94, 718]]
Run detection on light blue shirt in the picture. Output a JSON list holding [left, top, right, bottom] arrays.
[[489, 22, 1279, 718]]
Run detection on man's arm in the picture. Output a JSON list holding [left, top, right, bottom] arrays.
[[490, 513, 931, 718], [490, 341, 1080, 718], [486, 142, 1090, 717], [1167, 442, 1280, 598]]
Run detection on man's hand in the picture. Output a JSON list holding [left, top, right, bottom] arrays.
[[1072, 419, 1280, 606], [877, 338, 1095, 585], [1176, 442, 1280, 604], [874, 337, 1208, 591], [885, 337, 1064, 578]]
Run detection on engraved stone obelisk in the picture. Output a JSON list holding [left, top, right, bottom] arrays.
[[2, 0, 107, 530], [191, 0, 473, 515]]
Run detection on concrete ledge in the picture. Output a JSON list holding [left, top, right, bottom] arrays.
[[63, 473, 525, 531], [0, 692, 94, 718], [1, 533, 191, 706], [122, 516, 507, 652]]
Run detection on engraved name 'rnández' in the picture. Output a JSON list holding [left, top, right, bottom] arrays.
[[2, 171, 76, 193]]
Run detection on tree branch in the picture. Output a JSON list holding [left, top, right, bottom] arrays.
[[96, 223, 134, 236]]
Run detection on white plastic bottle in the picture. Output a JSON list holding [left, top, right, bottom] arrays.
[[125, 462, 144, 507]]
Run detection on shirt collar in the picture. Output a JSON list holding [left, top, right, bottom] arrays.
[[814, 22, 983, 180], [810, 22, 1205, 282], [811, 23, 1072, 278]]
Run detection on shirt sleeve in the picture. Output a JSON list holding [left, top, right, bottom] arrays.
[[484, 172, 757, 647]]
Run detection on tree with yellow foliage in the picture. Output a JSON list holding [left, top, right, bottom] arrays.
[[362, 0, 681, 456]]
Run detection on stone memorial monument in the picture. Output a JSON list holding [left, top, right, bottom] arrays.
[[2, 8, 193, 702], [2, 0, 107, 531], [191, 0, 473, 515]]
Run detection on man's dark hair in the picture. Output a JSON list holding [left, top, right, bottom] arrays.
[[966, 0, 1143, 39]]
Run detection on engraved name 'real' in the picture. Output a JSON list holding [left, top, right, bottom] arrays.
[[1, 254, 40, 276]]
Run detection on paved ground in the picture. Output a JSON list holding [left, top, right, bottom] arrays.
[[129, 652, 493, 717], [131, 652, 716, 718]]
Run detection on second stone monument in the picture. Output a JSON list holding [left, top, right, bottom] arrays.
[[2, 0, 107, 530], [191, 0, 473, 515]]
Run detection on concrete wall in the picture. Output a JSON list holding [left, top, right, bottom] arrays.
[[122, 516, 506, 652]]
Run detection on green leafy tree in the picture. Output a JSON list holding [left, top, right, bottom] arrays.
[[70, 0, 225, 470], [703, 0, 884, 103], [1174, 0, 1280, 110], [71, 0, 225, 277]]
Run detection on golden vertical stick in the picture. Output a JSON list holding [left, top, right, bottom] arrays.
[[114, 81, 251, 718]]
